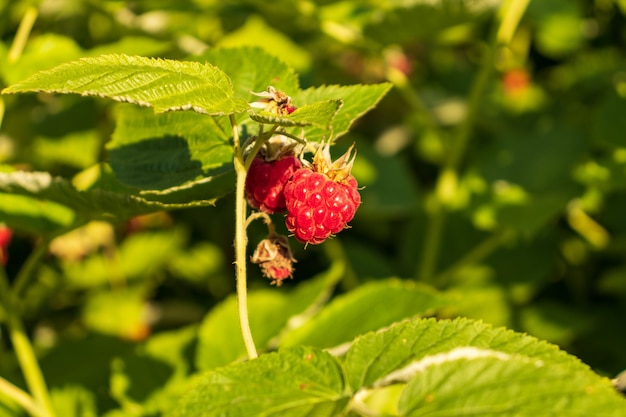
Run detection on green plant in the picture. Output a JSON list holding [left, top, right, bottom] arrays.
[[1, 1, 626, 416]]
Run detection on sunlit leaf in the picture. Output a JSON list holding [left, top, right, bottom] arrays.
[[176, 347, 348, 417], [2, 54, 248, 115], [280, 279, 449, 349]]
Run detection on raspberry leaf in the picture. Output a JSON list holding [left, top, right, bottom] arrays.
[[0, 169, 229, 226], [290, 83, 392, 142], [192, 46, 300, 100], [177, 346, 349, 417], [0, 191, 75, 235], [345, 318, 626, 416], [109, 105, 233, 190], [279, 279, 450, 349], [2, 54, 248, 115], [195, 269, 340, 370], [249, 99, 342, 128]]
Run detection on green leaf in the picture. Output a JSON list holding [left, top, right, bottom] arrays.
[[361, 1, 495, 45], [195, 266, 342, 370], [193, 46, 300, 100], [249, 99, 343, 128], [215, 15, 311, 72], [346, 318, 626, 416], [0, 170, 221, 222], [291, 84, 392, 142], [280, 279, 449, 349], [2, 54, 248, 115], [108, 104, 233, 190], [110, 326, 197, 415], [0, 192, 75, 235], [592, 91, 626, 147], [397, 353, 625, 417], [82, 285, 150, 337], [176, 346, 349, 417], [50, 385, 98, 417], [1, 34, 83, 85], [344, 317, 587, 391], [63, 229, 186, 289]]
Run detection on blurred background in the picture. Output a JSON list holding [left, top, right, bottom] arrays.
[[1, 0, 626, 410]]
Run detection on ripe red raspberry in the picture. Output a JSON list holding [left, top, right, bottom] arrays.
[[284, 145, 360, 245], [245, 154, 302, 214]]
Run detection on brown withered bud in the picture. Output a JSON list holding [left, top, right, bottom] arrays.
[[251, 233, 296, 286], [250, 86, 297, 116]]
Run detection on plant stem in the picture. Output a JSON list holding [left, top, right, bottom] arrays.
[[12, 236, 52, 297], [416, 0, 530, 284], [8, 6, 38, 63], [0, 376, 43, 417], [231, 115, 258, 359], [0, 268, 56, 417]]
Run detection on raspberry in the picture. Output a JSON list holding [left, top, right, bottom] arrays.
[[245, 154, 301, 214], [284, 145, 360, 245]]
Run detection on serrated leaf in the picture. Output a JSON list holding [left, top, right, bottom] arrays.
[[2, 54, 248, 115], [176, 346, 348, 417], [192, 46, 300, 99], [280, 279, 449, 349], [344, 317, 585, 391], [290, 84, 392, 142], [108, 104, 233, 190], [346, 318, 626, 416], [249, 99, 342, 128], [397, 353, 626, 417], [0, 171, 222, 222]]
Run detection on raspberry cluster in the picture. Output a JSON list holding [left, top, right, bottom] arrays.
[[245, 143, 360, 245]]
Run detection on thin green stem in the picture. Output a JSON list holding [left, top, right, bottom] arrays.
[[8, 6, 38, 63], [0, 268, 56, 417], [416, 0, 530, 284], [231, 115, 258, 360], [0, 376, 43, 417], [0, 98, 5, 132], [12, 237, 51, 297]]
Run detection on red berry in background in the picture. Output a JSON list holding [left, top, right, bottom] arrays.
[[503, 68, 530, 96], [0, 226, 13, 266], [284, 144, 361, 245], [245, 153, 302, 214]]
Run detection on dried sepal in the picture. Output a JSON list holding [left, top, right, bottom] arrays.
[[251, 233, 296, 286]]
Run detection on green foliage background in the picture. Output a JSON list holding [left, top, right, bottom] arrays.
[[1, 0, 626, 416]]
